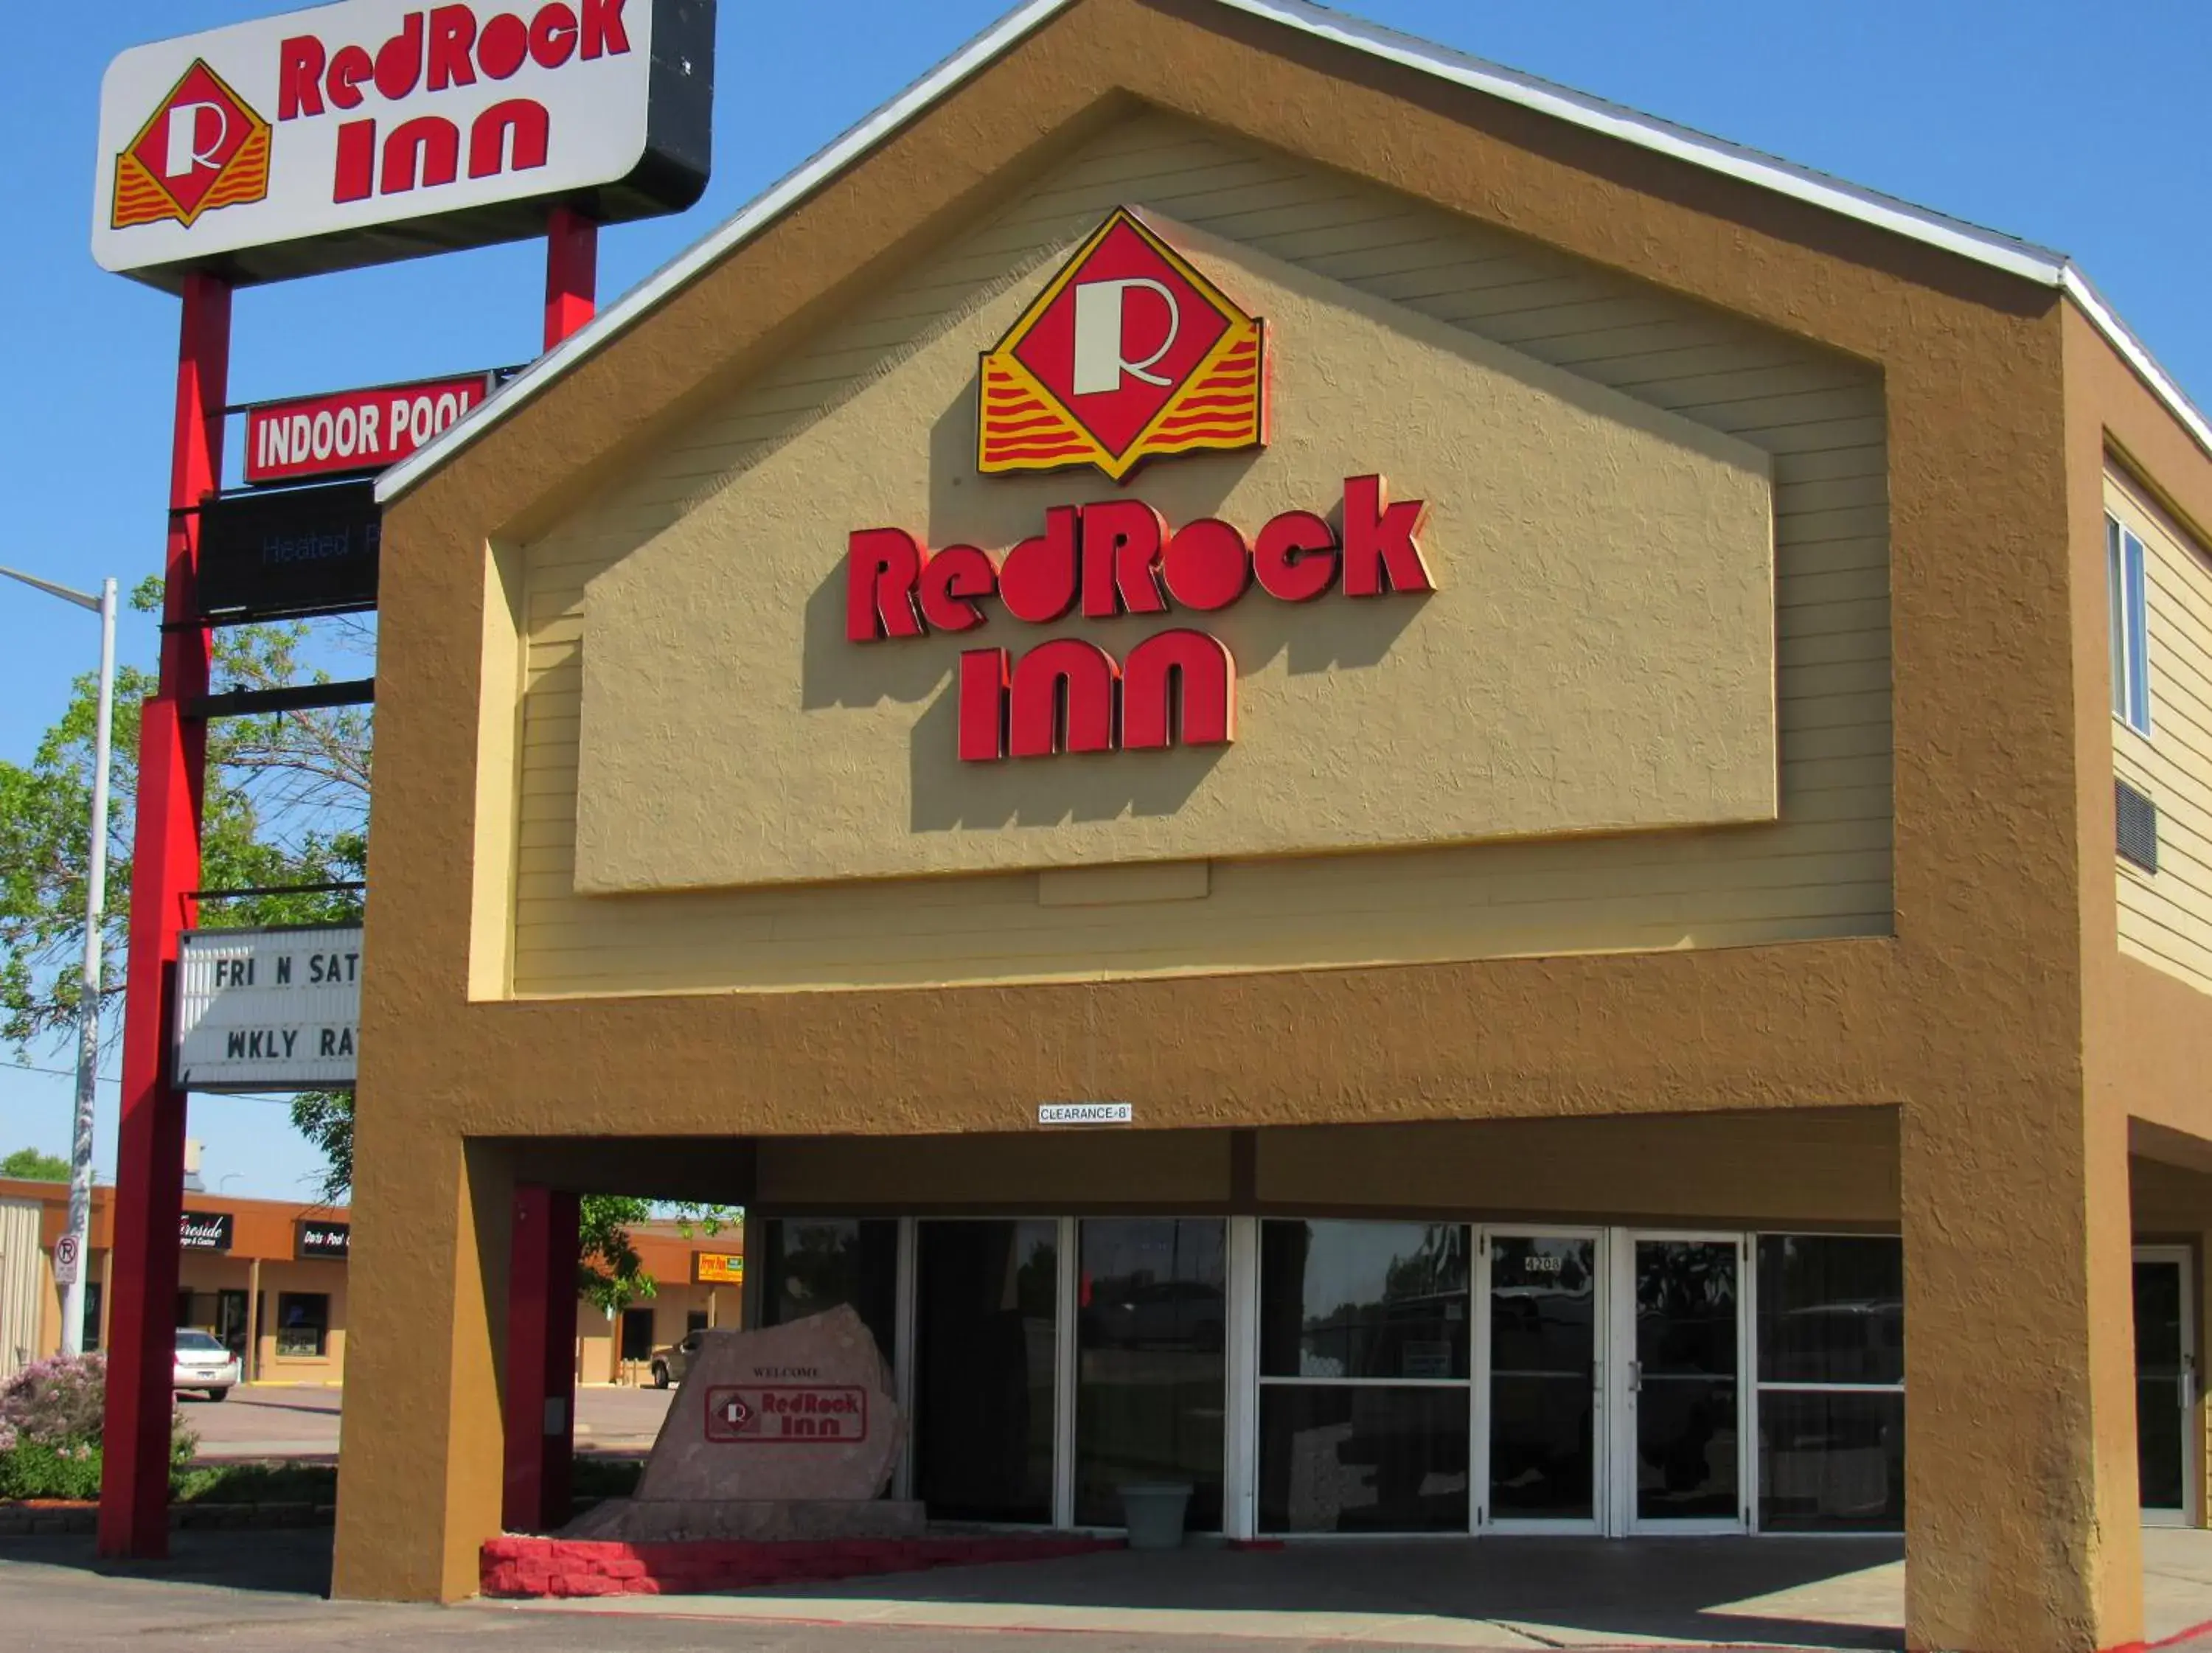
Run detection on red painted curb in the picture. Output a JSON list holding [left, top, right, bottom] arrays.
[[479, 1533, 1124, 1599]]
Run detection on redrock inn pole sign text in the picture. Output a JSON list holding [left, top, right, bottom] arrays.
[[93, 0, 714, 286], [849, 207, 1436, 762]]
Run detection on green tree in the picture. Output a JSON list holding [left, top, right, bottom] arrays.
[[0, 1146, 69, 1181], [1, 580, 736, 1354], [0, 579, 369, 1058]]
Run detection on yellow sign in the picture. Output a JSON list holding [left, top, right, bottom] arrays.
[[695, 1251, 745, 1284]]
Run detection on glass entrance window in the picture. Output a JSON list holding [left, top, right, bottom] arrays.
[[1076, 1218, 1227, 1530], [761, 1218, 899, 1360], [1258, 1220, 1470, 1532], [1488, 1235, 1598, 1521], [1754, 1235, 1903, 1533], [2135, 1253, 2190, 1517], [914, 1220, 1058, 1524], [1632, 1238, 1739, 1523]]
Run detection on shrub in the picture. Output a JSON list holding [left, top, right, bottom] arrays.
[[0, 1353, 198, 1486], [0, 1354, 106, 1449], [0, 1441, 102, 1501]]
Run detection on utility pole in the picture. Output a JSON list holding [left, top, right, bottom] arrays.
[[0, 567, 118, 1355]]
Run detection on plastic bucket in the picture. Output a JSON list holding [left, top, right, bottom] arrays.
[[1119, 1482, 1193, 1550]]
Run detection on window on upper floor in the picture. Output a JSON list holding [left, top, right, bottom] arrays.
[[2108, 512, 2152, 735]]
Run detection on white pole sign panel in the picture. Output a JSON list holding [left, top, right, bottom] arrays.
[[174, 926, 363, 1091], [93, 0, 714, 288]]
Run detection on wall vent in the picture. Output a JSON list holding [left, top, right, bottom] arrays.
[[2117, 779, 2159, 874]]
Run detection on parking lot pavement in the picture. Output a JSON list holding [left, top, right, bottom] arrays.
[[0, 1529, 1424, 1652], [3, 1527, 2211, 1653], [183, 1382, 675, 1461]]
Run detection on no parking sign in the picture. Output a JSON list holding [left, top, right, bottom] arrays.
[[52, 1232, 80, 1287]]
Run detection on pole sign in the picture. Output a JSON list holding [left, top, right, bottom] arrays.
[[52, 1233, 81, 1288], [174, 925, 362, 1092], [196, 479, 382, 620], [93, 0, 716, 290], [245, 370, 495, 484]]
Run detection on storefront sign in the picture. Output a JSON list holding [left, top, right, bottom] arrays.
[[703, 1384, 868, 1444], [180, 1211, 235, 1252], [847, 476, 1433, 762], [245, 372, 495, 484], [296, 1219, 352, 1260], [1038, 1103, 1134, 1126], [694, 1251, 744, 1284], [174, 925, 363, 1092], [94, 0, 716, 288], [196, 479, 381, 620], [978, 207, 1267, 480]]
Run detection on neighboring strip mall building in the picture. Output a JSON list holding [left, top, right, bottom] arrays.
[[0, 1180, 737, 1386], [330, 2, 2212, 1646]]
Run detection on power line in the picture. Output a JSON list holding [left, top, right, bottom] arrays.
[[0, 1057, 302, 1104], [0, 1057, 119, 1085]]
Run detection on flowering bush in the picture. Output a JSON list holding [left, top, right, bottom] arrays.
[[0, 1353, 198, 1498], [0, 1354, 106, 1448]]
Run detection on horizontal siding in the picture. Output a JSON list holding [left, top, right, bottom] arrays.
[[507, 112, 1892, 998], [2112, 472, 2212, 995]]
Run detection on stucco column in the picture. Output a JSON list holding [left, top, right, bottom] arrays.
[[1902, 1096, 2143, 1652], [332, 1135, 512, 1602]]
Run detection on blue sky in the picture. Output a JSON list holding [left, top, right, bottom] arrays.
[[3, 0, 2208, 1197]]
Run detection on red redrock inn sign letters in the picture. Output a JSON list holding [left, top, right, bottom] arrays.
[[94, 0, 714, 287], [703, 1385, 869, 1444], [245, 372, 493, 484], [852, 206, 1433, 764]]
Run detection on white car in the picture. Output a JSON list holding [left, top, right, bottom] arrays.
[[173, 1329, 240, 1401]]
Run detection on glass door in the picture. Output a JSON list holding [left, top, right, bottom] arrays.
[[913, 1219, 1060, 1523], [2135, 1245, 2197, 1526], [1612, 1232, 1747, 1534], [1480, 1230, 1604, 1531]]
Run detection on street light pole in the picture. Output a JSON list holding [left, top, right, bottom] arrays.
[[1, 566, 118, 1357]]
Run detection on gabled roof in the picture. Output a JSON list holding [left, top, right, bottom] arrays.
[[378, 0, 2209, 503]]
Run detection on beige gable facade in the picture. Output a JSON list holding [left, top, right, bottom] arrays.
[[2109, 467, 2212, 994], [501, 113, 1891, 999]]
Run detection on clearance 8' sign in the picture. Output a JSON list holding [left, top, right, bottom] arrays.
[[849, 207, 1435, 763], [93, 0, 714, 288]]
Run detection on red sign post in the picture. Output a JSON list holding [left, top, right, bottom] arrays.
[[99, 271, 227, 1559]]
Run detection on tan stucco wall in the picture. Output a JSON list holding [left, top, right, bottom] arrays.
[[573, 219, 1777, 892], [501, 108, 1888, 999], [332, 4, 2178, 1647]]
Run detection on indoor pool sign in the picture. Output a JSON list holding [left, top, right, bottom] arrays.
[[850, 206, 1435, 763], [978, 207, 1267, 480]]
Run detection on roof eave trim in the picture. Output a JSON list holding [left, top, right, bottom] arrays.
[[377, 0, 1079, 504], [2060, 266, 2212, 462], [380, 0, 2210, 501]]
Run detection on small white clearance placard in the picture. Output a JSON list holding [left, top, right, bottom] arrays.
[[1038, 1103, 1135, 1126]]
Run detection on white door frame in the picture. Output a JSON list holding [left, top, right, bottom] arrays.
[[2135, 1243, 2199, 1528], [1475, 1225, 1609, 1534], [1609, 1229, 1750, 1537]]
